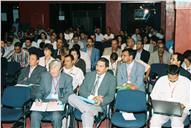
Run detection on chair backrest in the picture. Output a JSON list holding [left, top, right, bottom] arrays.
[[2, 86, 31, 108], [6, 61, 21, 76], [150, 63, 168, 79], [115, 90, 146, 112]]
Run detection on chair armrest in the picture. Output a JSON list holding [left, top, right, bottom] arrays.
[[23, 99, 33, 115]]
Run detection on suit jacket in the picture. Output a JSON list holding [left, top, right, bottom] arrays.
[[17, 65, 46, 85], [140, 49, 150, 63], [103, 47, 122, 56], [89, 48, 100, 70], [148, 50, 170, 65], [37, 72, 73, 104], [79, 71, 116, 111], [117, 61, 145, 91]]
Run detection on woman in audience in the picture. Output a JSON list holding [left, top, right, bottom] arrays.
[[69, 47, 86, 75], [39, 43, 54, 71], [37, 32, 50, 48]]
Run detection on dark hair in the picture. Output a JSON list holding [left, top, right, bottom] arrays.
[[183, 50, 191, 63], [39, 42, 45, 49], [110, 52, 118, 61], [25, 37, 32, 42], [87, 37, 93, 42], [64, 54, 74, 61], [174, 52, 184, 65], [151, 35, 158, 43], [14, 42, 22, 48], [137, 39, 144, 45], [44, 43, 53, 52], [122, 48, 137, 59], [69, 47, 81, 59], [1, 47, 5, 56], [111, 38, 119, 44], [167, 65, 180, 75], [30, 52, 39, 60], [72, 44, 80, 51], [40, 32, 47, 39], [98, 57, 109, 67]]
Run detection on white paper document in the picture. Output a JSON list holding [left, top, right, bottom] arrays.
[[15, 84, 31, 87], [30, 102, 65, 112], [120, 111, 136, 120]]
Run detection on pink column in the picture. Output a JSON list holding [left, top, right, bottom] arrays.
[[175, 2, 191, 53], [106, 1, 121, 35], [165, 1, 175, 41]]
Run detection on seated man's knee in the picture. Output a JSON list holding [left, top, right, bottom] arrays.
[[171, 118, 184, 127], [31, 111, 42, 119], [52, 111, 62, 121]]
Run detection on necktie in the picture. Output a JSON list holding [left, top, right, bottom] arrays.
[[91, 75, 100, 95]]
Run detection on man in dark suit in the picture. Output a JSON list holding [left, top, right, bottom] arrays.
[[31, 59, 73, 128], [68, 57, 116, 128], [17, 52, 46, 85], [136, 40, 150, 63]]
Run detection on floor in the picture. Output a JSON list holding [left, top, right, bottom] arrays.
[[2, 118, 191, 128], [2, 117, 110, 128]]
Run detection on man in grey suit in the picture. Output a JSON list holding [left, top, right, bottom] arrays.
[[68, 57, 116, 128], [31, 60, 73, 128], [117, 48, 145, 91], [17, 52, 46, 85], [148, 41, 171, 65]]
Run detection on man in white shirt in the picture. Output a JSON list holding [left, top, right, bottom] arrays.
[[95, 27, 104, 42], [63, 54, 84, 91], [150, 65, 191, 128]]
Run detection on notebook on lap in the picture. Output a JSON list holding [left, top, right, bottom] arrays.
[[152, 100, 184, 117]]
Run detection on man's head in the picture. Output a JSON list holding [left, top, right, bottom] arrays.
[[121, 48, 137, 63], [14, 42, 22, 53], [169, 53, 184, 67], [64, 54, 74, 69], [73, 35, 79, 44], [57, 39, 63, 50], [29, 52, 39, 67], [25, 38, 32, 48], [44, 43, 53, 57], [126, 38, 135, 49], [183, 50, 191, 66], [49, 59, 62, 78], [167, 65, 180, 83], [111, 39, 119, 51], [136, 40, 144, 51], [157, 42, 165, 56], [110, 52, 118, 64], [96, 57, 109, 75], [95, 28, 101, 34], [87, 37, 94, 48]]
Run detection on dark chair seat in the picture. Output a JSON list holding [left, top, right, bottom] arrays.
[[1, 108, 23, 121], [111, 112, 146, 128]]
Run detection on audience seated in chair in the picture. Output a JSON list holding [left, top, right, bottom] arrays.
[[10, 42, 29, 68], [30, 59, 74, 128], [103, 38, 122, 57], [150, 65, 191, 128], [17, 52, 46, 85], [68, 57, 116, 128], [63, 54, 84, 92], [39, 43, 55, 71], [117, 48, 145, 92], [148, 41, 170, 65]]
